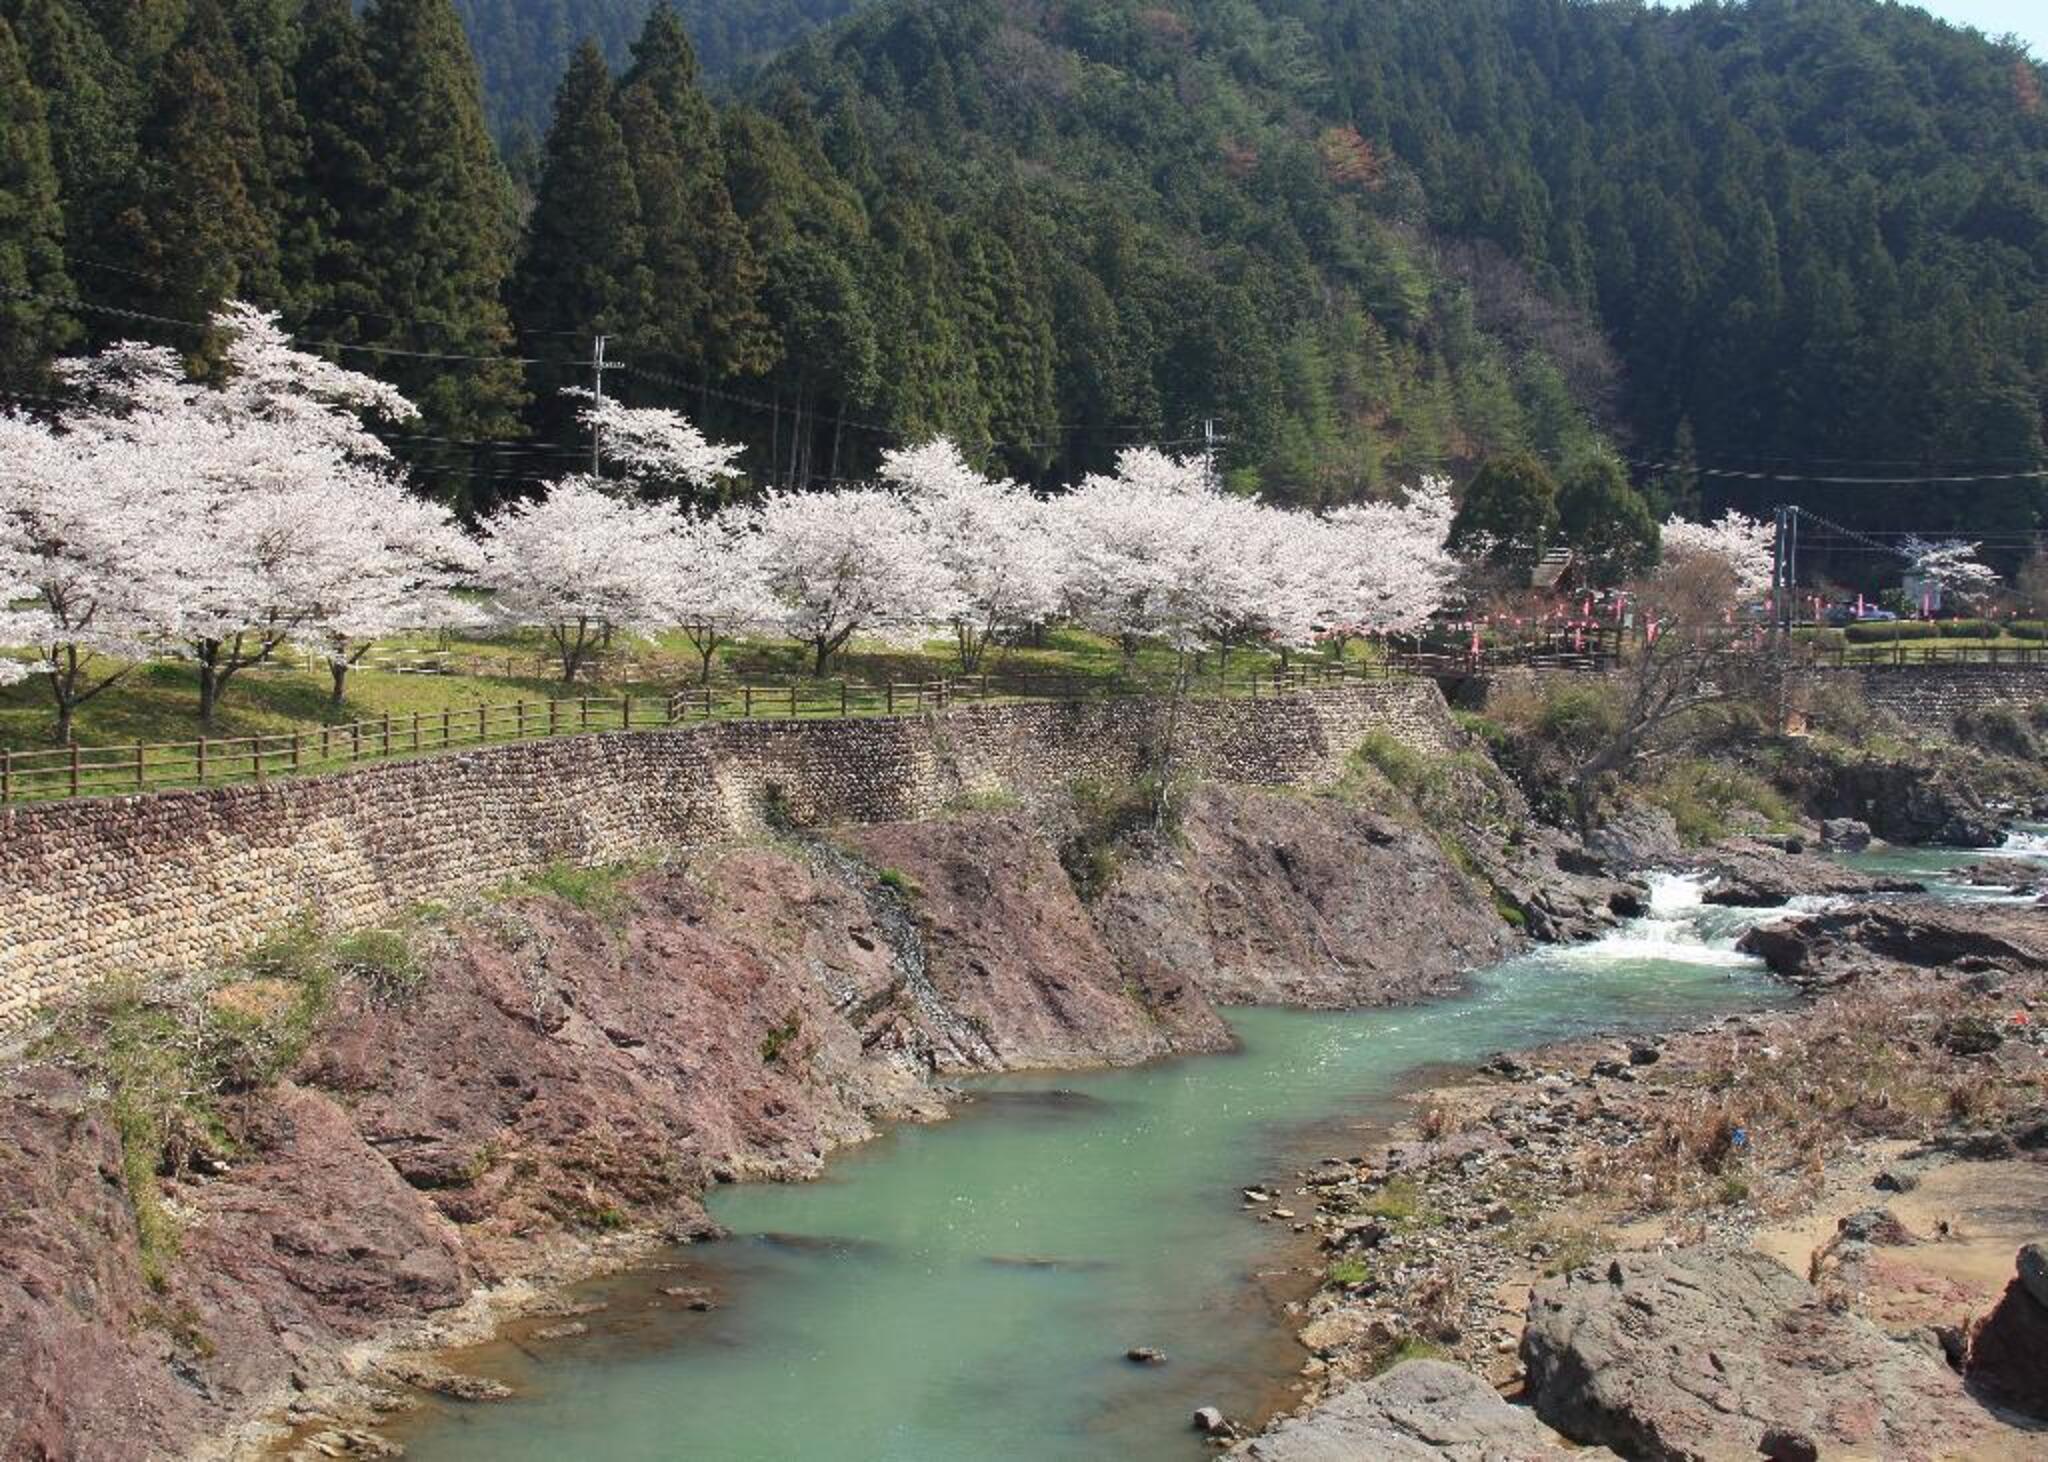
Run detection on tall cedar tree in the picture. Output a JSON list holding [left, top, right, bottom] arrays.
[[1449, 452, 1560, 570], [511, 39, 645, 446], [0, 14, 78, 386], [614, 2, 773, 379], [6, 0, 137, 304], [120, 0, 282, 360], [291, 0, 385, 329], [357, 0, 525, 485], [1557, 455, 1660, 587]]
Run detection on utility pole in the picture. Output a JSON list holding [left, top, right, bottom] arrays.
[[589, 334, 612, 475], [1771, 504, 1790, 636]]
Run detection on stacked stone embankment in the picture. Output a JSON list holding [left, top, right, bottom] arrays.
[[1835, 663, 2048, 723], [0, 681, 1456, 1033]]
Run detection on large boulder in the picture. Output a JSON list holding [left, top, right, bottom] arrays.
[[1692, 839, 1922, 908], [1237, 1360, 1610, 1461], [1738, 899, 2048, 988], [1819, 817, 1873, 852], [1968, 1242, 2048, 1418], [1521, 1248, 1996, 1460], [1588, 807, 1685, 869]]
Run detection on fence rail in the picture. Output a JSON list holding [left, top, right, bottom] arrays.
[[0, 658, 1402, 806]]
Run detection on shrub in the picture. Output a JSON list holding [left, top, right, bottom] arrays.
[[1845, 620, 1938, 643], [1936, 618, 1997, 639], [1059, 774, 1185, 901], [2007, 621, 2047, 641], [1641, 759, 1796, 845], [1326, 1258, 1374, 1288], [508, 860, 641, 919], [1533, 681, 1623, 753], [1953, 705, 2038, 759], [876, 867, 915, 897], [760, 1010, 803, 1064]]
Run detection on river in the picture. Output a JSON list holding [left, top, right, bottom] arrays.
[[392, 861, 2016, 1461]]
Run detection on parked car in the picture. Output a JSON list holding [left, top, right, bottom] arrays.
[[1823, 603, 1897, 626]]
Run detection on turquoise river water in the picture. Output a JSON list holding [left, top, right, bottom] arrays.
[[392, 849, 2036, 1462]]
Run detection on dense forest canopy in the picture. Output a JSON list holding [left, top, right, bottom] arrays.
[[454, 0, 872, 149], [1, 0, 2045, 581]]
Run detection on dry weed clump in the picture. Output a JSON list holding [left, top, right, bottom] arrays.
[[1581, 988, 2045, 1221]]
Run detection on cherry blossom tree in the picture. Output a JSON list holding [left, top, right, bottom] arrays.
[[0, 411, 175, 740], [1058, 451, 1236, 666], [666, 506, 776, 683], [1319, 477, 1458, 649], [1660, 510, 1774, 604], [755, 486, 955, 676], [882, 438, 1062, 672], [568, 390, 745, 498], [474, 476, 676, 682], [307, 492, 482, 706], [14, 305, 445, 727], [1903, 537, 2000, 609]]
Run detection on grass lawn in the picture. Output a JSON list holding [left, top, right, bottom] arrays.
[[0, 625, 1357, 769]]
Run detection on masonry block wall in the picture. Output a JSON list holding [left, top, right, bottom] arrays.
[[1834, 665, 2048, 725], [0, 681, 1458, 1034]]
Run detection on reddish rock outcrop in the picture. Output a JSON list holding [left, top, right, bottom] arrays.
[[1, 787, 1526, 1460]]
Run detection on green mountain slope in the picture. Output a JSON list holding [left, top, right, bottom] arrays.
[[455, 0, 871, 144]]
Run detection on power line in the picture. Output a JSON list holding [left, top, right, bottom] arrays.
[[0, 285, 592, 366]]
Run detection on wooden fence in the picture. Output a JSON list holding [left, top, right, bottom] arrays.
[[0, 658, 1400, 806]]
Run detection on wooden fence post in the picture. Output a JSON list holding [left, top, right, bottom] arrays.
[[69, 742, 80, 799], [841, 682, 850, 718], [381, 714, 393, 756], [1, 748, 9, 803], [624, 695, 633, 729], [197, 738, 208, 784], [442, 707, 452, 747], [789, 683, 798, 719], [744, 684, 754, 718], [886, 682, 895, 715], [251, 737, 262, 783], [136, 742, 146, 792], [292, 732, 303, 773]]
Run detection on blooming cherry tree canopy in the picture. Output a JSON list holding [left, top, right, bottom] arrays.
[[1903, 536, 2000, 606], [755, 486, 956, 675], [882, 438, 1062, 671], [475, 475, 677, 681], [1660, 510, 1775, 603], [568, 389, 745, 491]]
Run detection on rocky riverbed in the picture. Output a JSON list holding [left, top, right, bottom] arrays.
[[1234, 894, 2048, 1459], [0, 777, 1611, 1462]]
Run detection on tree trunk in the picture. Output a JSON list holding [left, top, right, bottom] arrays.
[[812, 637, 831, 678], [330, 661, 349, 708], [197, 661, 221, 727], [52, 700, 73, 746]]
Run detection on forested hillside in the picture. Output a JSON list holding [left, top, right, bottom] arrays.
[[1273, 0, 2048, 534], [1, 0, 2044, 535], [456, 0, 870, 147]]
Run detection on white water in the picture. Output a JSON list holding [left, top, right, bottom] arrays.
[[2000, 827, 2048, 860], [1543, 871, 1769, 971]]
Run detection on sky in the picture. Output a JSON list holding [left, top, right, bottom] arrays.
[[1896, 1, 2045, 55], [1664, 1, 2045, 58]]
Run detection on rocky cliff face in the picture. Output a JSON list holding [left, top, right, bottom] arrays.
[[0, 781, 1533, 1461]]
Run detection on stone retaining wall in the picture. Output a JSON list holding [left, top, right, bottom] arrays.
[[0, 681, 1457, 1033], [1827, 664, 2048, 725]]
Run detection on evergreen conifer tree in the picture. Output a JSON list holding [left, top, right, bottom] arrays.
[[358, 0, 526, 463], [0, 13, 77, 387]]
